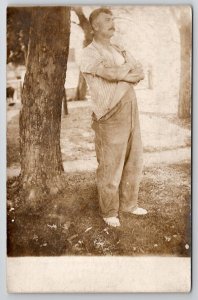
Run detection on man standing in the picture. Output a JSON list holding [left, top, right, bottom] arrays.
[[80, 8, 147, 227]]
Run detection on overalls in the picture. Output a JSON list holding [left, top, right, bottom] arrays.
[[92, 85, 143, 218]]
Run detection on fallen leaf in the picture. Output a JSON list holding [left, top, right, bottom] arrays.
[[139, 248, 145, 254], [62, 222, 71, 232], [47, 224, 57, 229], [85, 227, 92, 233], [103, 228, 109, 235], [94, 239, 105, 248], [33, 234, 38, 241], [164, 236, 171, 242], [67, 234, 78, 242]]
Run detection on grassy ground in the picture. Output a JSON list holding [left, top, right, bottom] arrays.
[[7, 103, 191, 257], [7, 164, 191, 257]]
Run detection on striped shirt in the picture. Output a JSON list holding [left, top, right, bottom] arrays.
[[80, 39, 137, 120]]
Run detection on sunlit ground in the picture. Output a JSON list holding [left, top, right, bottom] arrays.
[[7, 90, 191, 256]]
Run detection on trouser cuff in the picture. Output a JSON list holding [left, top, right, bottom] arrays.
[[119, 204, 138, 213]]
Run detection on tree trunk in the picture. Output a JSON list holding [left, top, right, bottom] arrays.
[[62, 89, 68, 115], [178, 9, 192, 119], [19, 7, 71, 201], [75, 72, 87, 100], [147, 65, 153, 89], [72, 7, 93, 100]]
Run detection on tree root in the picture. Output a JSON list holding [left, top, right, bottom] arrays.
[[20, 172, 67, 207]]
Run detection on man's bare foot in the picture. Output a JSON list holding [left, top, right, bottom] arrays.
[[131, 207, 148, 215], [103, 217, 120, 227]]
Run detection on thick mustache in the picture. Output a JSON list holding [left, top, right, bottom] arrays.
[[109, 27, 115, 30]]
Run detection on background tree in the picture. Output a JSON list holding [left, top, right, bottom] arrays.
[[171, 6, 192, 119], [62, 89, 69, 116], [72, 7, 93, 100], [7, 7, 31, 65], [7, 7, 70, 116], [19, 7, 71, 202]]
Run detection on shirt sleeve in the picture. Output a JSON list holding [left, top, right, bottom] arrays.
[[80, 48, 104, 76], [124, 50, 138, 69]]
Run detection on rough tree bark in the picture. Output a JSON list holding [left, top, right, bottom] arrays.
[[178, 8, 192, 118], [72, 7, 93, 100], [19, 7, 71, 201], [62, 89, 68, 116], [171, 6, 192, 119]]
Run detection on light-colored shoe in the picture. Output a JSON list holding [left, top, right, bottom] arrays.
[[131, 207, 148, 215], [103, 217, 120, 227]]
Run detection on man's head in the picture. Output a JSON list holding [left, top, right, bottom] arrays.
[[89, 8, 115, 38]]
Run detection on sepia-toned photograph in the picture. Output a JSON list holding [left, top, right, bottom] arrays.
[[6, 4, 192, 292]]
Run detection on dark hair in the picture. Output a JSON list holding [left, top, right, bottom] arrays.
[[89, 8, 112, 28]]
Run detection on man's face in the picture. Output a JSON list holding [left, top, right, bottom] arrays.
[[93, 12, 115, 38]]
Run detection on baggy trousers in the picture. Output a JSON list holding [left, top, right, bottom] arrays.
[[92, 87, 143, 218]]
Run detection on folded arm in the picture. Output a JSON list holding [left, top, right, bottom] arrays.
[[80, 48, 144, 84], [121, 71, 145, 84], [121, 63, 145, 84], [96, 60, 144, 84], [95, 62, 132, 82]]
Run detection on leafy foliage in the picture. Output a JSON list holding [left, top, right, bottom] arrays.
[[7, 7, 32, 65]]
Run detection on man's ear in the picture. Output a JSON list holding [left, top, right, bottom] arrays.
[[92, 20, 99, 32]]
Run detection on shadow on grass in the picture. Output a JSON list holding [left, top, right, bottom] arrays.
[[7, 162, 191, 257], [7, 114, 20, 167], [143, 143, 191, 153], [7, 110, 191, 169], [140, 111, 191, 131]]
